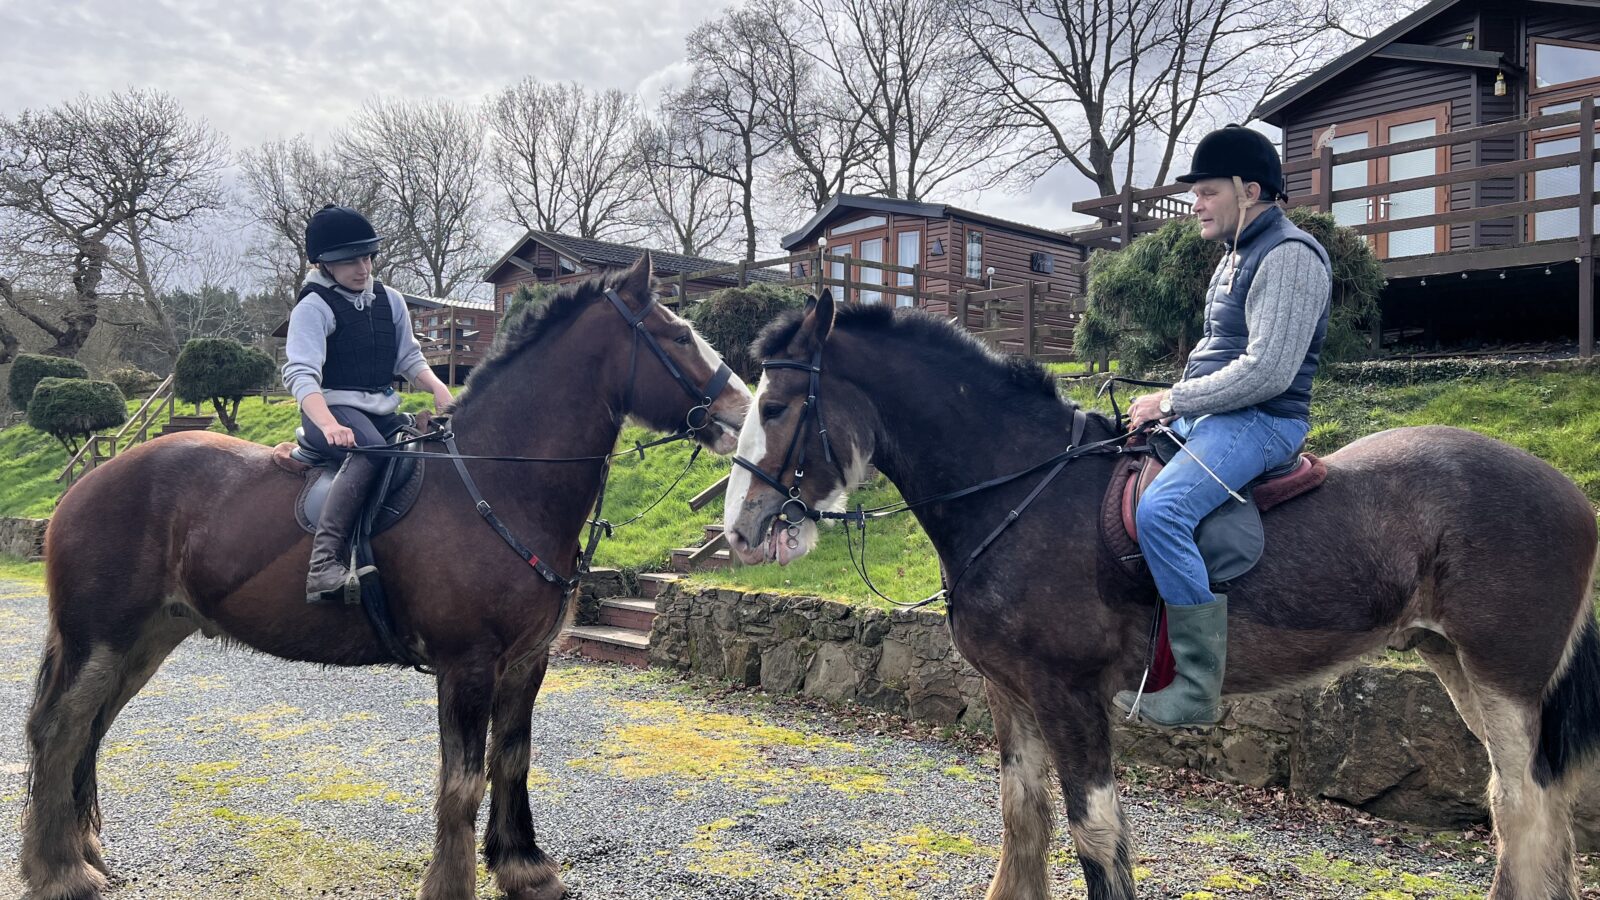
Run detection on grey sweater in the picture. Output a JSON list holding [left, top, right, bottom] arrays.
[[281, 270, 430, 415], [1168, 242, 1331, 418]]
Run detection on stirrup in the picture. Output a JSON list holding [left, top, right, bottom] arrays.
[[345, 565, 378, 605]]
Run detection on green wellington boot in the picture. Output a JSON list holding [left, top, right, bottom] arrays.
[[1114, 594, 1228, 728]]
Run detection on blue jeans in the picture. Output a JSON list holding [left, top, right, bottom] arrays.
[[1136, 408, 1310, 606]]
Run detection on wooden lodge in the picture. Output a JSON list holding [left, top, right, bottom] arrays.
[[1074, 0, 1600, 353], [482, 231, 786, 313], [404, 293, 498, 386]]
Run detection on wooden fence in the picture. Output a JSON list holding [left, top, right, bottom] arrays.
[[665, 248, 1093, 364], [1072, 100, 1600, 355]]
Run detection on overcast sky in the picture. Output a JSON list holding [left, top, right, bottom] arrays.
[[0, 0, 1290, 272]]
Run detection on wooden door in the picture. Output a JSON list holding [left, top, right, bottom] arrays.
[[1314, 103, 1449, 259]]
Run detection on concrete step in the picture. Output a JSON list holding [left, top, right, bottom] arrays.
[[637, 572, 680, 599], [671, 547, 731, 573], [598, 597, 657, 632], [702, 522, 725, 544], [559, 624, 650, 668]]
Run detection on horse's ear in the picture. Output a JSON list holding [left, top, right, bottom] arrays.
[[797, 288, 835, 349], [621, 251, 653, 302]]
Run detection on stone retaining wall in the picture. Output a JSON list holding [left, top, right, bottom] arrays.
[[0, 516, 47, 560], [650, 584, 1600, 849]]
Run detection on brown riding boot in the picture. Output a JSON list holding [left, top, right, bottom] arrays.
[[305, 454, 382, 605]]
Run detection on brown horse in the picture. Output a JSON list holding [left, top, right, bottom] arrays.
[[22, 253, 751, 900], [723, 291, 1600, 900]]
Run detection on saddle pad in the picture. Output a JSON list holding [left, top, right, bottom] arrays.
[[294, 452, 425, 537]]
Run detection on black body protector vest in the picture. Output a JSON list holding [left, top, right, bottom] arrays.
[[297, 279, 400, 393]]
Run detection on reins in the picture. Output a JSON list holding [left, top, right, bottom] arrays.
[[734, 352, 1146, 610]]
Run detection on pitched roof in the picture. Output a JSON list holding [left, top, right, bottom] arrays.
[[779, 193, 1085, 250], [483, 231, 787, 285], [1249, 0, 1576, 125]]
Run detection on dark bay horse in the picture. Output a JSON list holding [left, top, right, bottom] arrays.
[[23, 253, 751, 900], [723, 291, 1600, 900]]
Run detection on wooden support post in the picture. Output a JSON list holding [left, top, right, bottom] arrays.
[[678, 273, 688, 304], [447, 305, 458, 387], [1119, 183, 1133, 249], [1022, 279, 1036, 358], [1581, 97, 1595, 359], [1318, 145, 1334, 213], [955, 289, 969, 331], [737, 259, 748, 288], [911, 268, 922, 310], [815, 249, 825, 299]]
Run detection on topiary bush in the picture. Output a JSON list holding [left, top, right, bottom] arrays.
[[105, 366, 160, 399], [683, 283, 808, 382], [27, 377, 127, 453], [8, 353, 89, 409], [174, 338, 276, 433], [1074, 207, 1383, 377]]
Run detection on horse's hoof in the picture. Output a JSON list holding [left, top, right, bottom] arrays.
[[498, 855, 567, 900], [23, 862, 108, 900]]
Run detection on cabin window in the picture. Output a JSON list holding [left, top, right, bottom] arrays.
[[1030, 252, 1054, 275], [929, 238, 945, 257], [1530, 92, 1600, 241], [791, 261, 807, 278], [895, 231, 920, 307], [557, 256, 577, 274], [831, 215, 887, 236], [1535, 41, 1600, 91], [829, 244, 852, 299], [965, 230, 984, 280], [858, 238, 885, 304], [459, 317, 474, 327]]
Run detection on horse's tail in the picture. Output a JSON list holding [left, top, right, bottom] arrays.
[[1536, 612, 1600, 786]]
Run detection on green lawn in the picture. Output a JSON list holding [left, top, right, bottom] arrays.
[[3, 371, 1598, 609], [0, 553, 44, 586]]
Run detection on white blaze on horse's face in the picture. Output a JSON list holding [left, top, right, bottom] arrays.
[[724, 373, 864, 568]]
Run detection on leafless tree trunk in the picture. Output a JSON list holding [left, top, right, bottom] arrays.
[[339, 99, 490, 299], [638, 111, 740, 258], [799, 0, 1000, 202], [0, 90, 225, 358], [487, 80, 646, 242], [960, 0, 1358, 196], [747, 0, 878, 213], [677, 8, 787, 258]]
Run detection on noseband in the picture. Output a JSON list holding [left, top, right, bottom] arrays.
[[605, 288, 734, 437], [732, 347, 841, 540]]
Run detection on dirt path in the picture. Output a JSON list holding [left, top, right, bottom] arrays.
[[0, 578, 1590, 899]]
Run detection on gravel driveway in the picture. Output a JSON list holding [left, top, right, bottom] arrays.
[[0, 577, 1585, 899]]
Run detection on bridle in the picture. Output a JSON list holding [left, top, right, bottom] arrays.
[[605, 287, 735, 439], [732, 346, 1135, 609], [730, 347, 835, 534]]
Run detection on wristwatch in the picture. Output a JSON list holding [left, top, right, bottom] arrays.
[[1158, 393, 1173, 416]]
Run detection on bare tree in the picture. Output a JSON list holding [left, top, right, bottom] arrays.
[[339, 99, 491, 299], [676, 9, 789, 258], [748, 0, 878, 212], [638, 111, 740, 258], [239, 135, 398, 308], [0, 90, 226, 358], [799, 0, 1000, 202], [960, 0, 1359, 196], [487, 80, 646, 241]]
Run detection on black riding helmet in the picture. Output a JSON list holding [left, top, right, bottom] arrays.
[[305, 204, 382, 263], [1176, 125, 1286, 202]]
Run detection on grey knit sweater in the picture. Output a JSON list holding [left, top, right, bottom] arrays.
[[1168, 242, 1331, 418]]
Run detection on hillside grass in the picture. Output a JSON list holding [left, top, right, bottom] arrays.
[[2, 371, 1597, 608]]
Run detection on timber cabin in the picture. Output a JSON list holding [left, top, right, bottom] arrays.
[[1255, 0, 1600, 346], [482, 231, 786, 313], [406, 294, 498, 386], [778, 193, 1089, 304]]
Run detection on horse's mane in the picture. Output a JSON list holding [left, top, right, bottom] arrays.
[[453, 271, 621, 416], [755, 304, 1065, 405]]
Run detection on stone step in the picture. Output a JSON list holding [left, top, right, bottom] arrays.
[[598, 597, 657, 632], [670, 547, 731, 573], [637, 572, 680, 599], [559, 624, 650, 668], [702, 522, 725, 543]]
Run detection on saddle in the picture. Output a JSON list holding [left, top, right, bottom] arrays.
[[274, 415, 429, 538], [1100, 445, 1326, 584], [1100, 440, 1326, 695]]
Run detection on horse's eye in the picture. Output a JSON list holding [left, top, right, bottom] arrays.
[[762, 403, 786, 421], [674, 333, 692, 346]]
